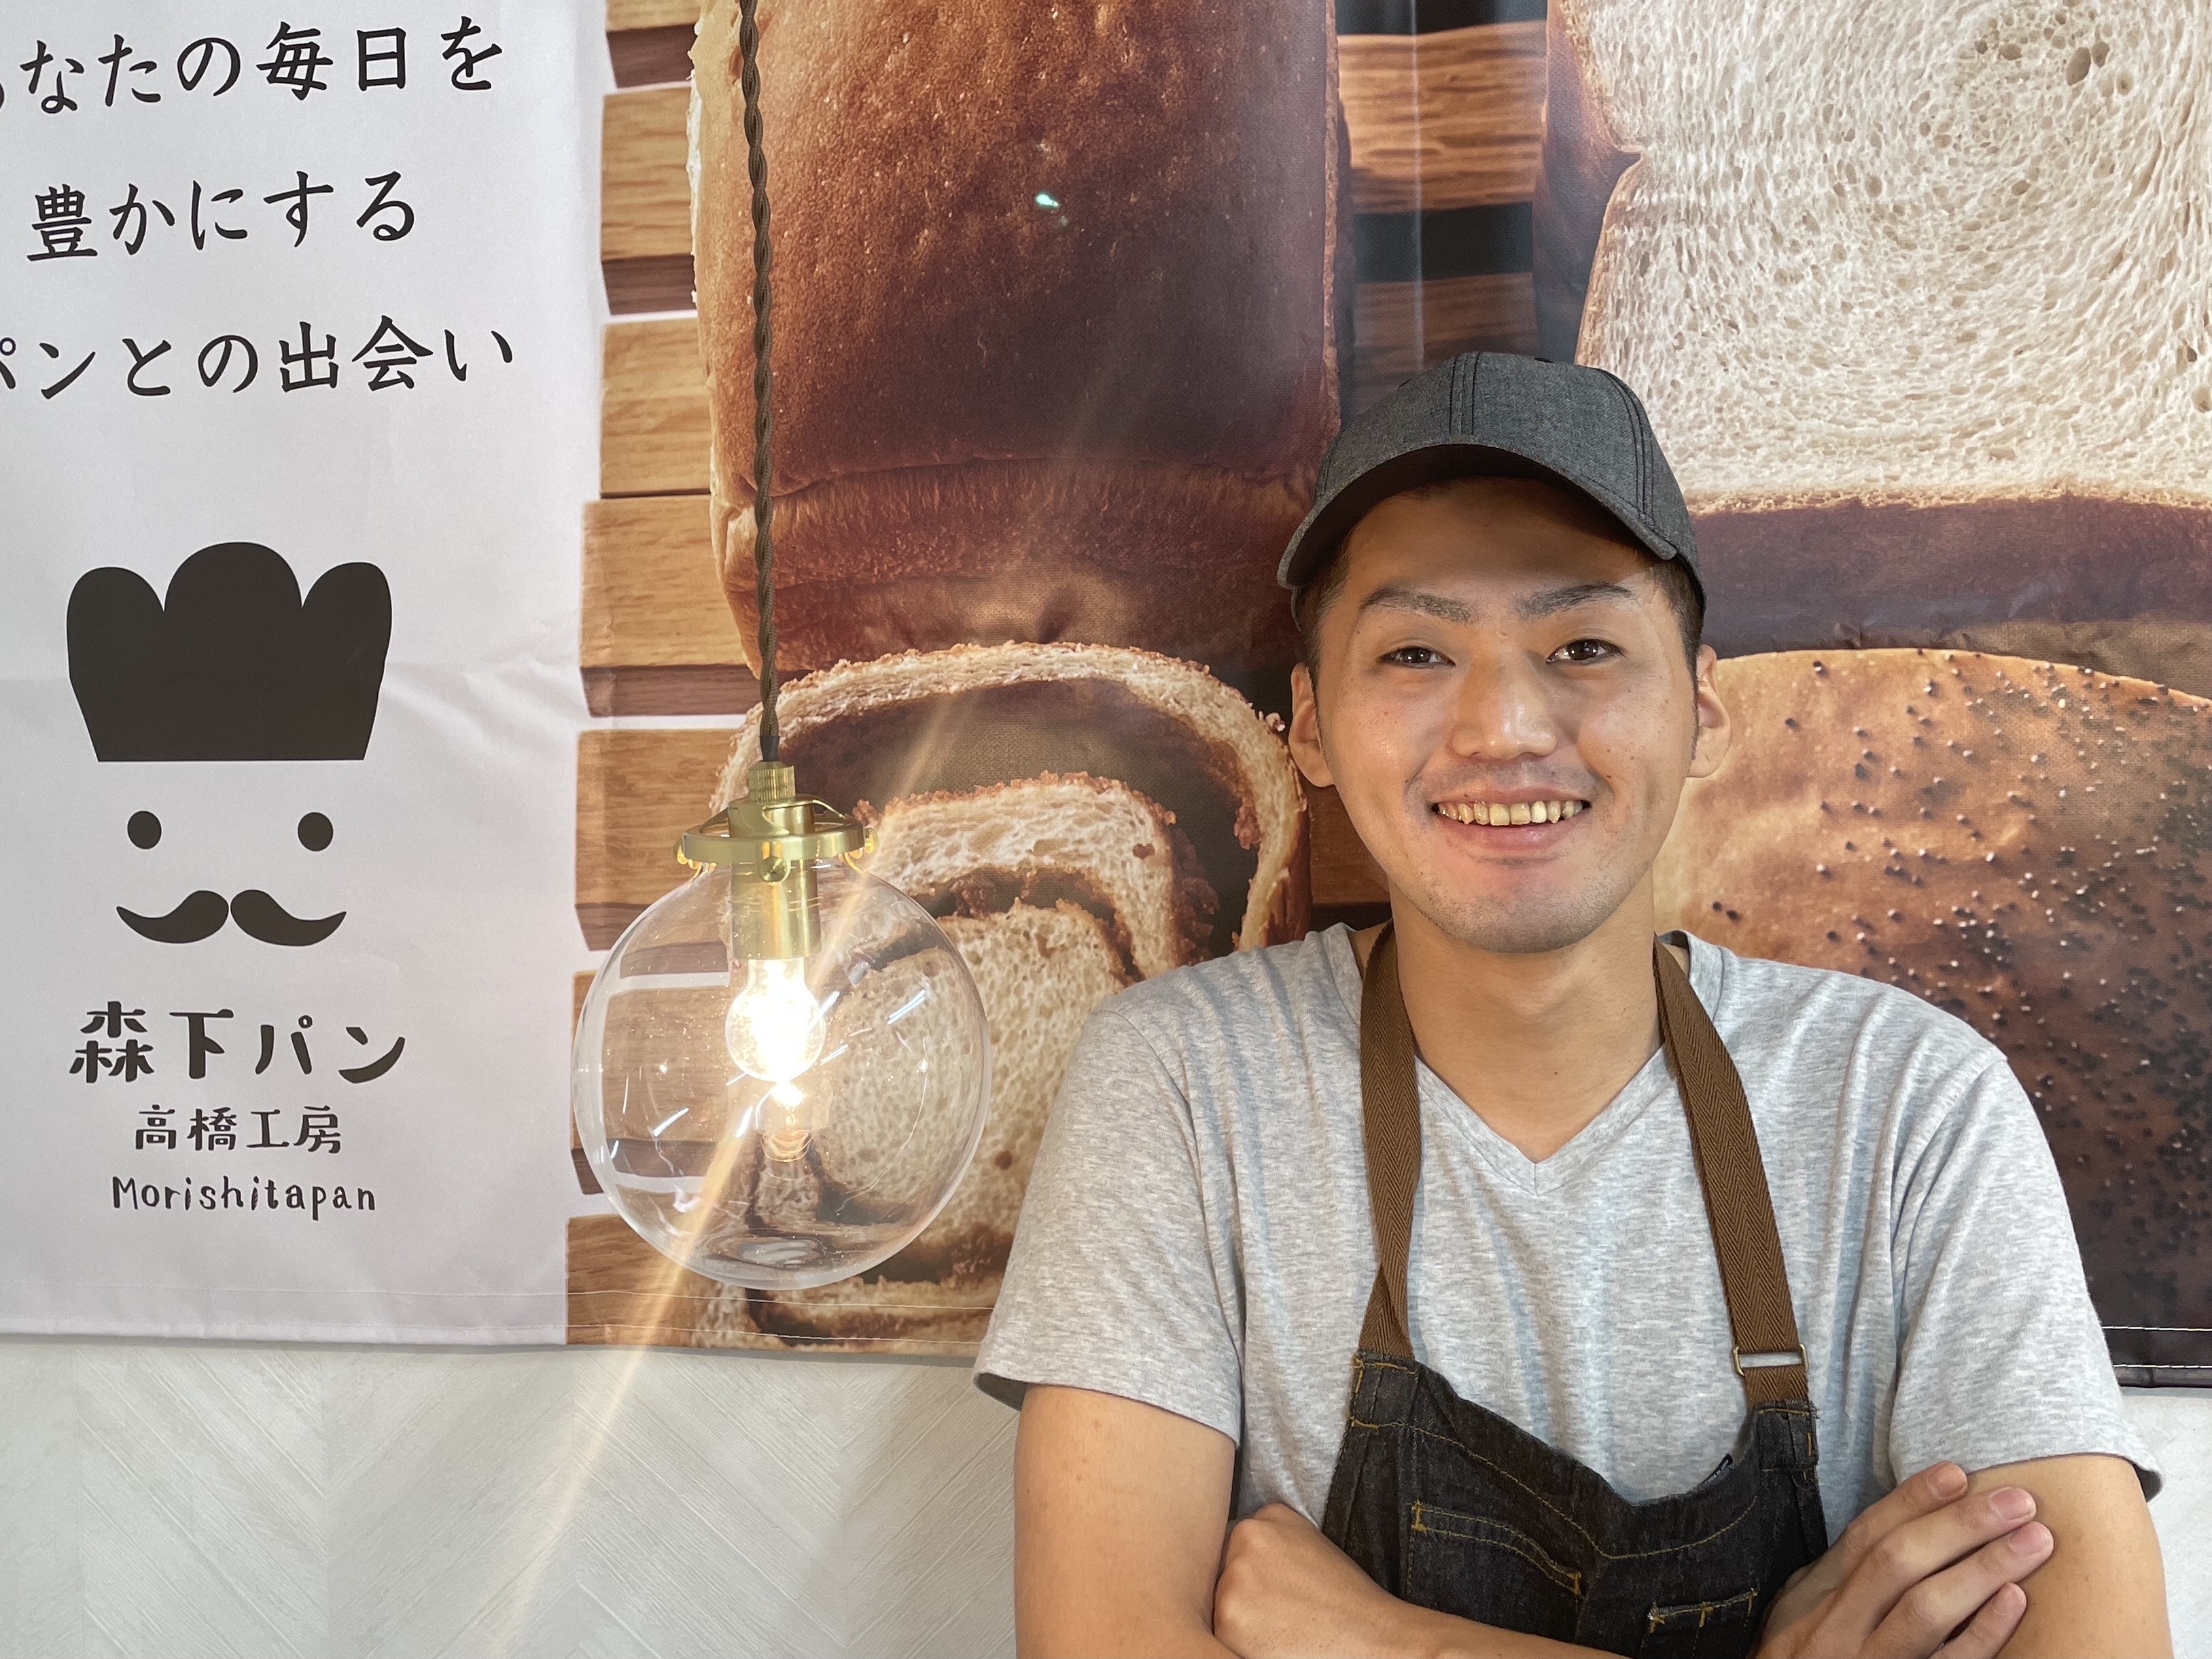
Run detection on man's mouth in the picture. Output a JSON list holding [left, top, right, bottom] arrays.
[[1433, 797, 1587, 826]]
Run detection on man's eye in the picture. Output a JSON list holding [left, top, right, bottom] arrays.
[[1382, 645, 1447, 667], [1551, 639, 1618, 664]]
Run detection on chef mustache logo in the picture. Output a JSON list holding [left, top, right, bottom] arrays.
[[67, 542, 392, 948]]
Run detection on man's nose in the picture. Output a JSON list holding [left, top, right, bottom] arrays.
[[1447, 649, 1559, 762]]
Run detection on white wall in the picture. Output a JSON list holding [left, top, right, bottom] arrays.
[[0, 1338, 2204, 1658]]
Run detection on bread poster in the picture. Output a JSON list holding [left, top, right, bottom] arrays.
[[569, 0, 2206, 1378]]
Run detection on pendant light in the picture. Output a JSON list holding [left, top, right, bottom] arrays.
[[572, 1, 993, 1290]]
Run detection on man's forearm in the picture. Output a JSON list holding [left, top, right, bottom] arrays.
[[1361, 1603, 1614, 1659], [1210, 1502, 1615, 1659]]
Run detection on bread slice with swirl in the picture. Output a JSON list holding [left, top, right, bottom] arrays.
[[709, 644, 1304, 1349], [716, 642, 1310, 956], [859, 773, 1215, 982]]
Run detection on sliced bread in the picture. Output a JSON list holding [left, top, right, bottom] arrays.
[[718, 642, 1310, 955], [858, 773, 1215, 981], [1537, 1, 2211, 689], [747, 899, 1134, 1350]]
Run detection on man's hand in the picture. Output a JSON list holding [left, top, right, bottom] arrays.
[[1215, 1503, 1430, 1658], [1216, 1504, 1602, 1659], [1757, 1454, 2169, 1659], [1755, 1462, 2048, 1657]]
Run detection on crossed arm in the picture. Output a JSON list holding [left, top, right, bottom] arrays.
[[1013, 1384, 2169, 1659]]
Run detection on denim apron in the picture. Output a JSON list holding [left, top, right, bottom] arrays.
[[1320, 929, 1829, 1658]]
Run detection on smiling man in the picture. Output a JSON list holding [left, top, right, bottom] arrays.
[[973, 353, 2166, 1658]]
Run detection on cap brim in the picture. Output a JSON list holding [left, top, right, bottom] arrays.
[[1277, 439, 1686, 590]]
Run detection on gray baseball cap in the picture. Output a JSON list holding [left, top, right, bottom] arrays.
[[1278, 351, 1700, 593]]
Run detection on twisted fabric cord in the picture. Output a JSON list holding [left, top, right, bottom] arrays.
[[736, 0, 779, 760]]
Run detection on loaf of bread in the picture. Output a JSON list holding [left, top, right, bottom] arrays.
[[722, 647, 1303, 1348], [690, 0, 1343, 676], [1534, 2, 2211, 693], [717, 642, 1310, 954], [1653, 648, 2210, 1340], [567, 644, 1310, 1351]]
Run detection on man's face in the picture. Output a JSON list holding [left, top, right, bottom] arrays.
[[1287, 476, 1730, 956]]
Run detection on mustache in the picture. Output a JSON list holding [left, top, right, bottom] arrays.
[[118, 890, 347, 947]]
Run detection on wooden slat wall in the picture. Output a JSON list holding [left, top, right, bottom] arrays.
[[580, 497, 756, 714], [580, 3, 1539, 944], [1338, 22, 1546, 213], [601, 86, 690, 262], [576, 727, 733, 948], [1353, 271, 1539, 410], [606, 0, 701, 29], [599, 317, 709, 496]]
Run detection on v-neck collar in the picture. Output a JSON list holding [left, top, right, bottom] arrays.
[[1319, 924, 1732, 1194]]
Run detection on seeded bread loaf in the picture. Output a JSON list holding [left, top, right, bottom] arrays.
[[1653, 648, 2211, 1346], [690, 0, 1344, 676], [1534, 1, 2211, 691]]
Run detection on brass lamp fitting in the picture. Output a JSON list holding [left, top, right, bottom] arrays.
[[676, 761, 868, 961]]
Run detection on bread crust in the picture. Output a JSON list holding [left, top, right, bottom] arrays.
[[1655, 648, 2210, 1334], [1691, 493, 2212, 695], [715, 459, 1308, 673], [1530, 1, 1636, 362], [693, 0, 1339, 671]]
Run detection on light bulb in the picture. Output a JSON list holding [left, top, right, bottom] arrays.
[[576, 833, 991, 1290], [724, 954, 826, 1083], [760, 1079, 811, 1162]]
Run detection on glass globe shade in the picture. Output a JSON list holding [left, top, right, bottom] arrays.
[[574, 856, 991, 1291]]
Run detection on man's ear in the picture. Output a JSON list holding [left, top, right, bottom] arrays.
[[1687, 644, 1732, 781], [1286, 662, 1334, 788]]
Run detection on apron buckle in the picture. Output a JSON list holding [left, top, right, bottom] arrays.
[[1732, 1344, 1807, 1377]]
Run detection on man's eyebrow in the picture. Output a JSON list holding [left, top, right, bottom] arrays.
[[1354, 580, 1643, 624], [1356, 584, 1473, 623], [1516, 581, 1639, 620]]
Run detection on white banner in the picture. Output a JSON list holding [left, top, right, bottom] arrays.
[[0, 1, 605, 1341]]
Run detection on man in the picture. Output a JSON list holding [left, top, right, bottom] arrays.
[[974, 354, 2166, 1657]]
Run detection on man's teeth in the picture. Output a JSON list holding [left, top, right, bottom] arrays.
[[1435, 799, 1583, 826]]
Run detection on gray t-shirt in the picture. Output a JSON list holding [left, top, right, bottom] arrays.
[[975, 926, 2156, 1535]]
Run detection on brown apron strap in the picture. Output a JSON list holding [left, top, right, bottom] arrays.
[[1652, 939, 1810, 1405], [1356, 928, 1420, 1358], [1352, 924, 1810, 1405]]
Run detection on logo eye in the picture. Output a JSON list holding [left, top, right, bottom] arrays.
[[128, 810, 162, 850], [298, 812, 333, 852]]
